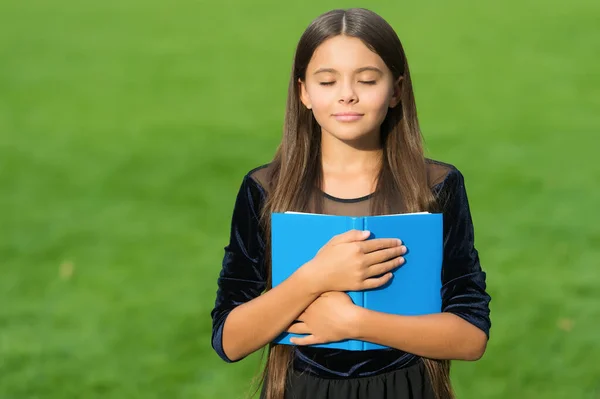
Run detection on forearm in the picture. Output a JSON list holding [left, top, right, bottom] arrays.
[[222, 265, 320, 361], [352, 310, 488, 361]]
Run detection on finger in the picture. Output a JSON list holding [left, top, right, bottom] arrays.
[[287, 322, 311, 334], [329, 229, 370, 245], [361, 272, 394, 290], [290, 335, 323, 346], [360, 238, 403, 254], [366, 256, 405, 278], [363, 245, 406, 266]]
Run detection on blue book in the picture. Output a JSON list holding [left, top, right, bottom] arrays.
[[271, 211, 443, 351]]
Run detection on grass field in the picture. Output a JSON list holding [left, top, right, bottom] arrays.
[[1, 0, 599, 398]]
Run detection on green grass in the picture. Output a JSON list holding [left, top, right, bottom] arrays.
[[1, 0, 599, 398]]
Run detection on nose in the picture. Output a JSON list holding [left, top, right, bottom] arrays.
[[338, 81, 358, 105]]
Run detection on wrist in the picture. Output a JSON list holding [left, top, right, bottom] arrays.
[[294, 260, 323, 297], [347, 305, 368, 340]]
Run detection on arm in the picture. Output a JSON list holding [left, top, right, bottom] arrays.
[[290, 167, 491, 360], [357, 168, 491, 359], [352, 310, 487, 361], [211, 175, 319, 363], [221, 269, 321, 362]]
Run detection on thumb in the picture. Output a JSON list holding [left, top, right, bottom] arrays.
[[290, 334, 322, 346]]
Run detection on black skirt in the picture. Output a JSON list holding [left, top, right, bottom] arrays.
[[261, 359, 436, 399]]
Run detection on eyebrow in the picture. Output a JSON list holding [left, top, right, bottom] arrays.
[[313, 66, 384, 75]]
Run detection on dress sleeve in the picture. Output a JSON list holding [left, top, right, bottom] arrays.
[[210, 174, 268, 362], [436, 168, 492, 338]]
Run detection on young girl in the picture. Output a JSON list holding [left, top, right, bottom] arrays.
[[211, 8, 491, 399]]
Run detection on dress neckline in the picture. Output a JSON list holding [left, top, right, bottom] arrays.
[[320, 190, 374, 203]]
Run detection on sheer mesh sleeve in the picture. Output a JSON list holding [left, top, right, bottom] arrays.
[[435, 166, 492, 338], [210, 172, 268, 362]]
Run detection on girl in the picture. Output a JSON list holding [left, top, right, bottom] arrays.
[[211, 8, 491, 399]]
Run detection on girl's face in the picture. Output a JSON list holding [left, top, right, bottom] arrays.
[[299, 35, 402, 144]]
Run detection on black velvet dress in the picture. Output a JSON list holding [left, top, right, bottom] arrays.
[[210, 160, 492, 398]]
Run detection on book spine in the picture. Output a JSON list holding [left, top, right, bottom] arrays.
[[361, 216, 368, 351], [348, 216, 365, 309], [349, 217, 366, 351]]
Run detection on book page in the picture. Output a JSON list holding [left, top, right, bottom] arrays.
[[284, 211, 335, 216], [370, 211, 430, 217]]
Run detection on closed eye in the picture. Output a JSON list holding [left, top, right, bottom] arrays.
[[319, 81, 376, 86]]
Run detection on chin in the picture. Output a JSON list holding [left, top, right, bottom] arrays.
[[321, 123, 378, 143]]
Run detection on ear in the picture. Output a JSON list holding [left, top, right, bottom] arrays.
[[298, 78, 312, 109], [389, 76, 403, 109]]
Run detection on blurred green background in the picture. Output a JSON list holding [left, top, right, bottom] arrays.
[[1, 0, 599, 398]]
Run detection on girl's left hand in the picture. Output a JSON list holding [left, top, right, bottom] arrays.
[[287, 291, 360, 346]]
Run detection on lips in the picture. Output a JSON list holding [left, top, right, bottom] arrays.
[[333, 112, 363, 116], [333, 112, 364, 122]]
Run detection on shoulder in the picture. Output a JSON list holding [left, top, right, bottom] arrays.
[[425, 158, 466, 190], [230, 164, 273, 220], [234, 163, 276, 210], [244, 163, 275, 195], [425, 158, 472, 212]]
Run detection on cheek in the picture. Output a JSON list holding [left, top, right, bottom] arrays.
[[308, 91, 336, 124], [361, 88, 393, 111], [365, 89, 394, 123], [307, 87, 336, 111]]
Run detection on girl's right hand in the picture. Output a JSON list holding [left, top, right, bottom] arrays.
[[304, 230, 406, 294]]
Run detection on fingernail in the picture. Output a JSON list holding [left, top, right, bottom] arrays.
[[364, 230, 371, 236], [396, 239, 402, 245], [401, 245, 407, 253]]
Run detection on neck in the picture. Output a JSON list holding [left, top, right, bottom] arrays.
[[320, 129, 383, 175]]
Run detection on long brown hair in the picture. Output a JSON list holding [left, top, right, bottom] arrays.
[[254, 8, 454, 399]]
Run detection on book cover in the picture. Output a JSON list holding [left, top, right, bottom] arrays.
[[270, 211, 443, 351]]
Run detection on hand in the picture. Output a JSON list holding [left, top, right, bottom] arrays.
[[304, 230, 406, 294], [286, 292, 360, 346]]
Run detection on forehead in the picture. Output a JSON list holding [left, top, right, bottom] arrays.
[[307, 35, 387, 72]]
